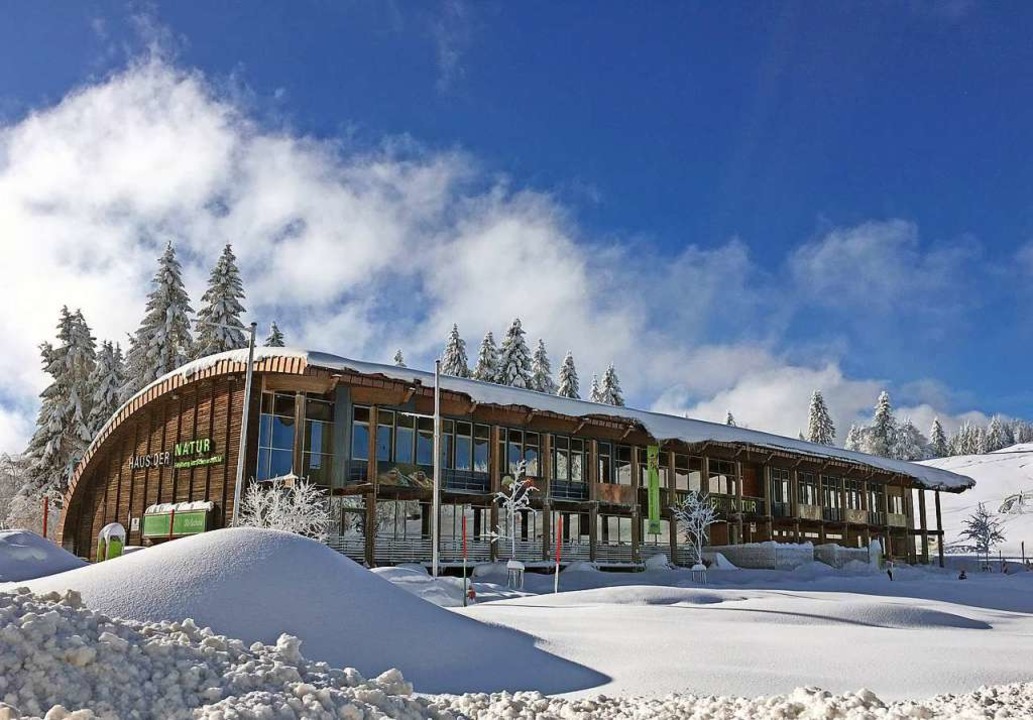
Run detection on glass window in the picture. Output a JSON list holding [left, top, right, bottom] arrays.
[[455, 422, 473, 471], [351, 406, 370, 461], [416, 416, 434, 466], [554, 435, 569, 481], [473, 425, 490, 473], [616, 446, 632, 485], [570, 438, 584, 483], [257, 392, 298, 481], [708, 460, 736, 495], [798, 472, 818, 506], [599, 442, 613, 484], [771, 467, 791, 503], [524, 432, 539, 476], [376, 410, 394, 462]]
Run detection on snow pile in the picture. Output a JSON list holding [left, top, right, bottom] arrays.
[[21, 528, 605, 694], [370, 565, 466, 607], [561, 560, 601, 574], [706, 541, 808, 569], [814, 543, 870, 569], [0, 531, 85, 583], [643, 553, 671, 571], [4, 588, 1033, 720], [442, 683, 1033, 719], [0, 588, 451, 720]]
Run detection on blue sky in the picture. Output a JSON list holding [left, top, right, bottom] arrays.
[[0, 1, 1031, 450]]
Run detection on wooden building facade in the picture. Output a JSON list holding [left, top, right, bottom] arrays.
[[61, 350, 972, 567]]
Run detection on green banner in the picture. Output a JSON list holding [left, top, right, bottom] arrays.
[[647, 445, 662, 534], [141, 509, 209, 539]]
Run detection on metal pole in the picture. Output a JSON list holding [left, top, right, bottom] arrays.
[[432, 360, 442, 577], [231, 323, 258, 526]]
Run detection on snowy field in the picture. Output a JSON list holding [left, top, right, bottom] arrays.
[[3, 528, 1033, 718], [923, 444, 1033, 558]]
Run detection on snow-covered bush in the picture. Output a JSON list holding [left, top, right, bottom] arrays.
[[671, 491, 717, 567], [235, 476, 331, 542]]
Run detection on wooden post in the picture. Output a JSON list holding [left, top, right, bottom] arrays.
[[918, 488, 929, 564], [364, 490, 376, 567], [734, 459, 744, 545], [935, 489, 944, 568], [292, 391, 306, 477], [366, 406, 378, 566], [791, 467, 801, 542], [631, 505, 641, 563], [668, 449, 679, 564], [817, 473, 826, 544], [541, 500, 552, 561], [588, 503, 598, 562], [763, 465, 773, 540]]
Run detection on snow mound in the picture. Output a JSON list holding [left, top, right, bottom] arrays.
[[370, 566, 466, 607], [0, 588, 447, 720], [562, 560, 601, 573], [19, 528, 604, 694], [499, 585, 732, 607], [704, 551, 739, 569], [2, 589, 1031, 720], [0, 530, 86, 583], [643, 553, 671, 570]]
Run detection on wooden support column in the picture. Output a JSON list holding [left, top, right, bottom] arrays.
[[918, 488, 929, 564], [364, 490, 376, 567], [668, 449, 679, 563], [763, 465, 773, 540], [541, 499, 552, 561], [588, 440, 599, 501], [292, 391, 306, 477], [884, 481, 893, 557], [817, 473, 826, 544], [489, 425, 501, 562], [935, 489, 945, 568], [734, 459, 744, 545], [589, 503, 598, 562], [791, 467, 801, 542], [631, 505, 642, 563]]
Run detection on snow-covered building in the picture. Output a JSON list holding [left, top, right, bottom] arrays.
[[61, 349, 973, 567]]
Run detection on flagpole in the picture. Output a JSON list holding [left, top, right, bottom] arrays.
[[432, 360, 442, 577]]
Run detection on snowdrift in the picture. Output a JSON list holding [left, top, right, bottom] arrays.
[[0, 530, 86, 583], [20, 528, 605, 694]]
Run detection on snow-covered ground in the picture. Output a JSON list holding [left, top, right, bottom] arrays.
[[923, 444, 1033, 557], [3, 527, 1033, 718]]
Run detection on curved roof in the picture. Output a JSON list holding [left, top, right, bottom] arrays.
[[69, 347, 974, 498]]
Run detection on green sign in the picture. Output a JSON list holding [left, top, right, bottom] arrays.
[[647, 445, 662, 535], [141, 509, 209, 539]]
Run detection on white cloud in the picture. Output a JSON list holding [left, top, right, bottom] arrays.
[[0, 55, 1001, 455]]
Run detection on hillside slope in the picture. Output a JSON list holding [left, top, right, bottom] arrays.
[[922, 445, 1033, 557]]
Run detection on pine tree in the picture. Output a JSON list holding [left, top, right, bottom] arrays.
[[985, 415, 1011, 453], [600, 364, 625, 406], [473, 332, 499, 383], [530, 339, 556, 394], [726, 412, 736, 427], [556, 351, 580, 399], [930, 417, 948, 458], [23, 308, 97, 500], [394, 350, 406, 368], [264, 322, 285, 348], [894, 418, 927, 461], [589, 374, 602, 402], [122, 242, 194, 400], [496, 318, 533, 388], [959, 502, 1005, 568], [440, 324, 470, 377], [844, 424, 865, 452], [193, 244, 247, 359], [863, 391, 897, 458], [86, 341, 125, 438], [806, 390, 836, 445]]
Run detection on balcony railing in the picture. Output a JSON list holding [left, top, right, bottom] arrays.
[[551, 480, 589, 501], [442, 469, 491, 494], [823, 507, 843, 522], [868, 511, 886, 526], [771, 501, 792, 518]]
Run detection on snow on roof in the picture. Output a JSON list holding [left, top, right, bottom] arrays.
[[116, 347, 975, 492]]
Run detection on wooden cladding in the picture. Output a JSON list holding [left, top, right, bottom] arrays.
[[67, 376, 246, 559]]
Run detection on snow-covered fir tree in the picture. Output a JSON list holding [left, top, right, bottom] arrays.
[[530, 339, 556, 394], [949, 422, 985, 456], [264, 322, 285, 347], [394, 350, 406, 368], [86, 341, 125, 438], [985, 415, 1012, 453], [844, 424, 865, 452], [23, 308, 97, 500], [193, 244, 247, 359], [806, 390, 836, 445], [894, 418, 928, 461], [599, 364, 625, 406], [496, 318, 533, 388], [556, 351, 580, 399], [863, 391, 897, 458], [929, 417, 949, 458], [473, 331, 499, 383], [725, 412, 736, 427], [589, 374, 602, 402], [959, 502, 1005, 568], [1011, 420, 1033, 444], [122, 243, 194, 400], [440, 324, 470, 377]]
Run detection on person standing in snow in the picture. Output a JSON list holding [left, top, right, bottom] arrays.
[[886, 558, 894, 581]]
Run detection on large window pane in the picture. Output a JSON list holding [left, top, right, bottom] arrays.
[[271, 416, 294, 449], [455, 435, 472, 471], [352, 423, 369, 461]]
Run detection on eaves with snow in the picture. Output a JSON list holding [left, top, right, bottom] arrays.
[[110, 347, 976, 493]]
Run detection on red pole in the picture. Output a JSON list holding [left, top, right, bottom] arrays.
[[42, 496, 49, 539]]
